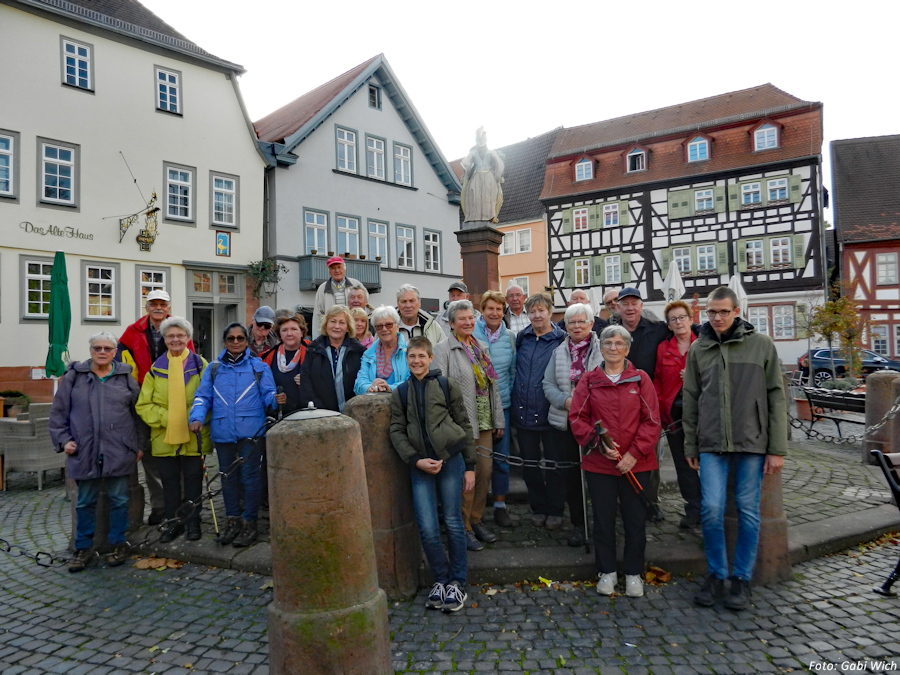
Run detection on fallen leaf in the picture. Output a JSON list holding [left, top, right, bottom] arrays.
[[148, 646, 159, 653], [470, 602, 478, 608], [538, 576, 553, 587], [260, 581, 274, 591], [485, 589, 497, 596]]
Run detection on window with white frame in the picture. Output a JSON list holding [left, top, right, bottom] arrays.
[[305, 211, 327, 254], [872, 325, 889, 355], [366, 137, 385, 179], [688, 137, 709, 162], [770, 237, 791, 267], [424, 231, 441, 273], [156, 68, 180, 113], [337, 129, 356, 172], [573, 207, 589, 232], [741, 182, 761, 206], [895, 325, 900, 357], [768, 177, 788, 201], [394, 144, 411, 185], [62, 39, 91, 89], [605, 255, 621, 284], [772, 305, 795, 339], [673, 247, 692, 274], [86, 265, 115, 318], [165, 166, 192, 220], [876, 253, 898, 285], [336, 216, 359, 256], [575, 158, 593, 181], [212, 175, 236, 226], [513, 277, 529, 297], [603, 203, 619, 227], [695, 189, 714, 211], [368, 220, 387, 265], [501, 232, 515, 255], [25, 260, 53, 317], [574, 258, 590, 286], [627, 149, 645, 172], [139, 269, 166, 306], [517, 229, 531, 253], [754, 124, 778, 151], [397, 226, 414, 269], [747, 306, 769, 335], [0, 134, 12, 195], [219, 274, 237, 295], [697, 245, 716, 273], [745, 240, 764, 268], [368, 84, 381, 109], [42, 143, 75, 205]]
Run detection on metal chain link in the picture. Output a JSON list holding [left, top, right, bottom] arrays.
[[474, 445, 583, 470], [789, 392, 900, 445], [0, 538, 68, 567]]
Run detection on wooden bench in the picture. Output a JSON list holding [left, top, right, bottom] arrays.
[[802, 387, 866, 438]]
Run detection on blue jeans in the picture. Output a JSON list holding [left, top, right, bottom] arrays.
[[410, 452, 467, 585], [490, 408, 511, 497], [216, 440, 261, 522], [75, 476, 130, 550], [699, 452, 766, 581]]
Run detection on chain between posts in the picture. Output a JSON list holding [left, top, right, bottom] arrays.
[[789, 392, 900, 445]]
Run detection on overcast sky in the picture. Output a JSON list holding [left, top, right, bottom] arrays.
[[141, 0, 898, 215]]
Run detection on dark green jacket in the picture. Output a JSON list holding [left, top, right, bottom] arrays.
[[683, 318, 787, 458], [389, 370, 476, 471]]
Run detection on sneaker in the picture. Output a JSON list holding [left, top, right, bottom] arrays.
[[218, 517, 242, 546], [647, 509, 665, 523], [147, 508, 165, 526], [68, 549, 96, 573], [625, 575, 644, 597], [471, 521, 497, 543], [567, 529, 586, 548], [186, 522, 201, 541], [441, 581, 468, 613], [596, 572, 618, 596], [694, 576, 724, 607], [679, 513, 701, 529], [493, 507, 514, 528], [465, 530, 484, 551], [159, 523, 184, 544], [723, 577, 751, 610], [233, 520, 258, 548], [544, 516, 563, 531], [107, 542, 131, 567], [425, 582, 445, 610], [531, 514, 547, 528]]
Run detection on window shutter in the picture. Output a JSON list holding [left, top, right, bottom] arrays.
[[759, 182, 769, 208], [668, 191, 685, 220], [621, 252, 632, 283], [763, 236, 772, 271], [563, 259, 574, 286], [618, 201, 630, 226], [792, 233, 806, 270], [795, 303, 808, 339], [728, 184, 739, 208], [789, 174, 802, 204], [588, 205, 601, 231], [592, 255, 604, 281], [714, 186, 726, 213], [716, 242, 729, 274], [561, 209, 572, 234], [737, 241, 748, 273], [660, 247, 671, 275]]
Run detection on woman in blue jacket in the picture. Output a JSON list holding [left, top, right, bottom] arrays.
[[189, 323, 281, 548], [354, 306, 411, 394]]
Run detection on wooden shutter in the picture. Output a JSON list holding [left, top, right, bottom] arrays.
[[714, 186, 726, 213], [563, 259, 574, 286], [669, 190, 689, 219], [737, 240, 748, 273], [728, 184, 739, 209], [619, 201, 630, 226], [792, 234, 806, 270], [660, 247, 672, 275], [716, 242, 729, 274], [795, 303, 808, 339], [789, 174, 802, 204], [592, 256, 605, 281], [588, 205, 601, 231], [561, 209, 573, 234], [621, 253, 632, 283]]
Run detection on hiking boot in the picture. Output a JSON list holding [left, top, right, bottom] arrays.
[[694, 576, 724, 607], [679, 513, 701, 529], [596, 573, 618, 596], [493, 507, 514, 528], [567, 529, 586, 548], [544, 516, 563, 530], [425, 582, 445, 610], [186, 522, 201, 541], [471, 522, 497, 543], [159, 523, 184, 544], [147, 508, 165, 526], [107, 542, 131, 567], [647, 509, 665, 523], [465, 530, 484, 551], [68, 549, 96, 573], [232, 520, 258, 548], [441, 581, 467, 613], [625, 575, 644, 597], [531, 514, 546, 528], [723, 577, 751, 610], [218, 517, 242, 546]]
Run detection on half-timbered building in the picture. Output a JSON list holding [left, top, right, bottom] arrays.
[[540, 84, 825, 360]]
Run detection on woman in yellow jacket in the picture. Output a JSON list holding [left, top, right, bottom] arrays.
[[136, 317, 212, 543]]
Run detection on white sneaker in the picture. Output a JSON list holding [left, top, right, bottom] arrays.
[[625, 574, 644, 597], [596, 572, 618, 595]]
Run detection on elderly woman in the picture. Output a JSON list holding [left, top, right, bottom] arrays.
[[433, 300, 505, 551], [569, 325, 661, 598], [261, 312, 310, 416], [50, 332, 145, 572], [351, 307, 375, 349], [654, 299, 700, 530], [511, 293, 566, 530], [542, 303, 604, 547], [189, 323, 280, 549], [472, 290, 516, 529], [355, 305, 410, 394], [136, 317, 212, 543], [298, 305, 365, 412]]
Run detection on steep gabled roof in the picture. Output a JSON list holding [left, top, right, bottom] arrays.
[[13, 0, 243, 71], [254, 54, 461, 197], [832, 134, 900, 244]]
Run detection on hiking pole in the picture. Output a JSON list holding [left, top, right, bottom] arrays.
[[197, 429, 219, 535], [577, 441, 591, 554], [590, 421, 663, 521]]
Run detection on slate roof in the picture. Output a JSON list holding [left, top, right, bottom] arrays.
[[832, 135, 900, 244], [15, 0, 242, 71]]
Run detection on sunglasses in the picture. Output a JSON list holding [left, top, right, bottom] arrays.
[[225, 335, 247, 343], [91, 346, 116, 353]]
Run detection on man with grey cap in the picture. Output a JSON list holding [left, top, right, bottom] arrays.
[[437, 282, 480, 337], [249, 306, 279, 357]]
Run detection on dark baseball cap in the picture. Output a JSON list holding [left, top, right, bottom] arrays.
[[618, 287, 642, 301], [448, 281, 468, 293]]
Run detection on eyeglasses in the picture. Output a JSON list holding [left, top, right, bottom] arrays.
[[667, 315, 690, 324], [706, 309, 736, 318], [165, 333, 188, 340], [91, 345, 116, 353], [604, 301, 618, 307], [602, 341, 628, 350], [567, 320, 590, 327], [374, 323, 395, 331], [225, 335, 247, 343]]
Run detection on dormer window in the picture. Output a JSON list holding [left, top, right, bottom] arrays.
[[368, 85, 381, 110], [626, 148, 646, 173], [753, 123, 779, 151], [687, 137, 709, 162], [575, 158, 593, 181]]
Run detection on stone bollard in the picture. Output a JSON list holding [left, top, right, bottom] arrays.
[[67, 466, 145, 552], [863, 371, 900, 465], [266, 408, 391, 675], [344, 393, 421, 600]]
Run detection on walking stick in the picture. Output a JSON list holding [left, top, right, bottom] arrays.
[[577, 442, 591, 554], [197, 430, 219, 535]]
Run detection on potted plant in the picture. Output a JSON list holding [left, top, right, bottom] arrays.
[[247, 258, 288, 300], [0, 390, 31, 417]]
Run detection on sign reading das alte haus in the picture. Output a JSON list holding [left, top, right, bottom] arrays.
[[20, 222, 94, 240]]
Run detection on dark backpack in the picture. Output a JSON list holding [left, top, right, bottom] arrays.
[[397, 376, 451, 411]]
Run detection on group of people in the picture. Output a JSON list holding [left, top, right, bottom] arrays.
[[48, 254, 787, 614]]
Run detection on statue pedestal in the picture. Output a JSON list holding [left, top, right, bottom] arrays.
[[456, 224, 503, 306]]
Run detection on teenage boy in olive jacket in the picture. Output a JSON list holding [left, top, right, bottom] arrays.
[[683, 286, 786, 611]]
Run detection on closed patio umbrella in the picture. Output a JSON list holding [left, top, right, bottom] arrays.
[[661, 261, 686, 303], [727, 273, 749, 316], [45, 251, 71, 381]]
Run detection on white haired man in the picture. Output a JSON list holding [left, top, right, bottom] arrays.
[[396, 284, 445, 345]]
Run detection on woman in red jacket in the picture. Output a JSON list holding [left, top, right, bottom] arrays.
[[569, 325, 661, 598]]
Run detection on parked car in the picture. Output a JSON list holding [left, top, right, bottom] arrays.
[[798, 348, 900, 386]]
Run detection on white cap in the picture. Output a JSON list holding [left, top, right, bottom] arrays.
[[146, 290, 171, 303]]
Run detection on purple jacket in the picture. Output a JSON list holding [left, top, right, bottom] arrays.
[[49, 360, 145, 480]]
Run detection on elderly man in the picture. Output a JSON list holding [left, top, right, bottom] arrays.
[[503, 285, 529, 335], [684, 286, 786, 610], [601, 289, 621, 322], [556, 289, 608, 335], [396, 284, 445, 345], [117, 289, 194, 525], [347, 284, 371, 313], [248, 306, 278, 357], [313, 256, 360, 338], [436, 282, 482, 337]]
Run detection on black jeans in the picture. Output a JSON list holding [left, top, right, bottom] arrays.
[[667, 404, 701, 519], [517, 428, 566, 517], [156, 455, 204, 526], [586, 470, 649, 576], [559, 429, 585, 528]]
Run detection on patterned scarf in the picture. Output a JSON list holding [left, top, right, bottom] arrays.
[[164, 350, 190, 446], [454, 332, 497, 396], [275, 344, 303, 373], [568, 338, 592, 384], [376, 341, 395, 380], [478, 317, 502, 344]]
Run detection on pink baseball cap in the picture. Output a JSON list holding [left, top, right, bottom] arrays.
[[326, 256, 344, 267]]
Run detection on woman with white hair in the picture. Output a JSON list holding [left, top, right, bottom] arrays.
[[355, 305, 411, 394], [136, 317, 212, 543]]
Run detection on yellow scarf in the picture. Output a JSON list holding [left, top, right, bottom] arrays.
[[164, 350, 190, 446]]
